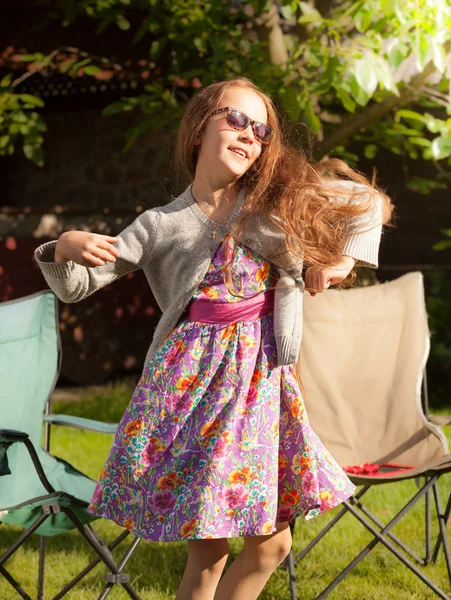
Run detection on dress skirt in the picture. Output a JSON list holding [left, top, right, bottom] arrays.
[[87, 234, 356, 542]]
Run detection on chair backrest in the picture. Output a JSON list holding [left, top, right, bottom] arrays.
[[299, 272, 448, 467], [0, 291, 60, 509]]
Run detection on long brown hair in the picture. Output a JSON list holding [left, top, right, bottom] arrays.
[[175, 77, 395, 397]]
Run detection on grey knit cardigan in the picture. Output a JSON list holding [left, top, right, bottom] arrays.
[[34, 180, 383, 369]]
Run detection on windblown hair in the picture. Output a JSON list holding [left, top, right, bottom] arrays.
[[175, 76, 395, 393]]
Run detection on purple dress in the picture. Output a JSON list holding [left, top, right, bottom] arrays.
[[87, 233, 356, 542]]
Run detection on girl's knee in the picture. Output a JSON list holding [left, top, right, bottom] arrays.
[[187, 537, 230, 573], [244, 521, 292, 568]]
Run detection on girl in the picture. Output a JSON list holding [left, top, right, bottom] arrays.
[[35, 76, 393, 600]]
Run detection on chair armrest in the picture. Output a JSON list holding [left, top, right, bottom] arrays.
[[428, 415, 451, 427], [0, 429, 55, 493], [0, 429, 29, 443], [43, 414, 118, 434]]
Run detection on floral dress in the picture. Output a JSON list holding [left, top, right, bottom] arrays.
[[87, 234, 356, 542]]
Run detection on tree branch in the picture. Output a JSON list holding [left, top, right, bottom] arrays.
[[254, 2, 288, 66], [314, 48, 449, 161]]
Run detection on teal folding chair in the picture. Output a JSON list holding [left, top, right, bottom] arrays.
[[0, 290, 142, 600]]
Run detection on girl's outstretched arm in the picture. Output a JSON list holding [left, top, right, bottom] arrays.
[[330, 180, 384, 269], [34, 209, 160, 303]]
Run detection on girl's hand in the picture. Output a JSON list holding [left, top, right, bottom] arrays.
[[305, 255, 356, 297], [54, 231, 119, 267]]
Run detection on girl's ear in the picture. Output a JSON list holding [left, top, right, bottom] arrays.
[[194, 130, 204, 145]]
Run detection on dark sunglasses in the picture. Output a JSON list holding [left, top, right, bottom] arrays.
[[209, 106, 273, 144]]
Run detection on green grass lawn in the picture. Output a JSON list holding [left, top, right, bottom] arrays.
[[1, 377, 450, 600]]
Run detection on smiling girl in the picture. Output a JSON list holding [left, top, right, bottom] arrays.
[[34, 77, 393, 600]]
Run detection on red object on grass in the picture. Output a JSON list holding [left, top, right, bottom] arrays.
[[343, 462, 415, 477]]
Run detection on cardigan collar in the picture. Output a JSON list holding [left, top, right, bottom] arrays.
[[181, 183, 304, 282], [184, 182, 247, 231]]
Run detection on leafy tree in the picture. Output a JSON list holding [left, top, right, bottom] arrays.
[[1, 0, 450, 190]]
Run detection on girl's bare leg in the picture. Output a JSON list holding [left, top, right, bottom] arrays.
[[175, 538, 230, 600], [213, 521, 292, 600]]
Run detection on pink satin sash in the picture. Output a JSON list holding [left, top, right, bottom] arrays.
[[188, 288, 274, 324]]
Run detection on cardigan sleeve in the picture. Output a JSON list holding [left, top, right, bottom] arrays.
[[330, 180, 384, 269], [33, 208, 160, 303]]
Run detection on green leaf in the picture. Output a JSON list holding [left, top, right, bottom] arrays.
[[387, 39, 408, 68], [302, 98, 321, 134], [354, 8, 372, 32], [373, 58, 398, 95], [354, 57, 378, 96], [17, 94, 44, 107], [336, 88, 356, 113], [408, 137, 430, 147], [298, 11, 322, 23], [59, 58, 77, 73], [431, 136, 451, 160], [18, 54, 41, 62], [280, 87, 302, 121], [280, 4, 294, 20], [386, 125, 423, 136], [23, 144, 44, 166], [116, 14, 130, 30], [423, 113, 446, 134], [0, 74, 13, 87], [380, 0, 396, 16], [102, 101, 134, 116], [415, 30, 429, 72], [348, 74, 370, 106], [364, 144, 378, 159], [150, 39, 166, 60], [70, 58, 92, 75], [84, 65, 102, 76], [432, 240, 451, 251], [396, 109, 425, 123]]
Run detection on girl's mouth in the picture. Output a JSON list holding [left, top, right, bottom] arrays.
[[229, 148, 247, 160]]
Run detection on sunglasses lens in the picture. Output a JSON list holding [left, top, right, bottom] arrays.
[[226, 109, 273, 144], [228, 109, 248, 130], [254, 123, 272, 143]]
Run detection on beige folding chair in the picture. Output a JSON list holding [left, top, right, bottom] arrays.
[[284, 272, 451, 600]]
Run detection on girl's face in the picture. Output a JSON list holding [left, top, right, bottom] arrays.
[[194, 87, 268, 181]]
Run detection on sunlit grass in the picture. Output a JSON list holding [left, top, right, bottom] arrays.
[[0, 379, 450, 599]]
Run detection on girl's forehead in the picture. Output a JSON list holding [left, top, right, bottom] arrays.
[[220, 89, 268, 121]]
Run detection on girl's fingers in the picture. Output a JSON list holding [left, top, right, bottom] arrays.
[[97, 239, 119, 258], [93, 247, 117, 262], [84, 253, 106, 267], [97, 235, 119, 243]]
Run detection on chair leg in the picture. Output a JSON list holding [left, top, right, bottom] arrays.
[[0, 512, 49, 600], [317, 478, 450, 600], [292, 485, 372, 565], [98, 535, 142, 600], [431, 481, 451, 585], [38, 536, 45, 600], [432, 483, 451, 561], [51, 529, 131, 600], [64, 508, 142, 600], [281, 519, 298, 600], [0, 565, 33, 600], [0, 512, 48, 566], [425, 477, 432, 563]]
